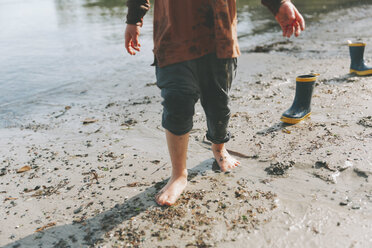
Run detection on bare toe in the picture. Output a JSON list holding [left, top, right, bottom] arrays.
[[212, 144, 240, 172], [154, 175, 187, 206]]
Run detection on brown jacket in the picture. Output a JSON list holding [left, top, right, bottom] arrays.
[[127, 0, 287, 67]]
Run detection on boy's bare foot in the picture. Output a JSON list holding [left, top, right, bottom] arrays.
[[212, 143, 240, 172], [155, 170, 188, 206]]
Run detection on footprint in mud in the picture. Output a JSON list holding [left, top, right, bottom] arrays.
[[312, 160, 353, 184]]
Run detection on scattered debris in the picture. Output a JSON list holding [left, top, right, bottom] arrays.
[[145, 82, 157, 87], [72, 216, 87, 224], [0, 167, 7, 176], [121, 119, 137, 127], [31, 180, 69, 197], [358, 116, 372, 128], [351, 204, 361, 210], [55, 106, 71, 118], [282, 128, 291, 134], [82, 170, 104, 186], [4, 197, 18, 202], [73, 206, 83, 214], [339, 197, 351, 207], [151, 163, 167, 175], [265, 161, 295, 176], [82, 118, 98, 125], [35, 222, 56, 232], [126, 182, 150, 187], [17, 165, 31, 173], [247, 41, 293, 53], [105, 102, 115, 108]]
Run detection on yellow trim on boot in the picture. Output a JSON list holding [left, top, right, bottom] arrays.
[[296, 77, 317, 82], [349, 43, 366, 47], [350, 68, 372, 76], [280, 112, 311, 124]]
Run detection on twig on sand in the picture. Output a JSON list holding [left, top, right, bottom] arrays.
[[55, 106, 71, 118], [202, 136, 254, 159], [226, 149, 254, 159], [35, 222, 56, 232], [151, 163, 167, 175]]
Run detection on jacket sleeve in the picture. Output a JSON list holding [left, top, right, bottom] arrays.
[[126, 0, 150, 25], [261, 0, 289, 15]]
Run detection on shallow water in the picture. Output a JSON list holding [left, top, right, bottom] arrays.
[[0, 0, 370, 127]]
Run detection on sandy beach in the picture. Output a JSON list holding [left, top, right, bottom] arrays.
[[1, 3, 372, 248]]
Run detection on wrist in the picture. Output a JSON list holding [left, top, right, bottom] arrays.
[[262, 0, 290, 16], [126, 21, 143, 27]]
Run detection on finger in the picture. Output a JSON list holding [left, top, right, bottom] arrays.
[[130, 41, 138, 54], [284, 24, 293, 38], [294, 8, 305, 31], [128, 41, 136, 55], [284, 25, 289, 37], [132, 42, 140, 52], [133, 35, 140, 48], [130, 31, 141, 52], [290, 22, 296, 37], [130, 41, 140, 52], [289, 25, 295, 37], [280, 23, 287, 37], [125, 33, 135, 55], [124, 34, 130, 52], [294, 22, 301, 37], [126, 40, 134, 55]]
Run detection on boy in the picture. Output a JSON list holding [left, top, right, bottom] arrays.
[[125, 0, 305, 206]]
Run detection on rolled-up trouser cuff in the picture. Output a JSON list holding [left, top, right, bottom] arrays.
[[205, 113, 231, 144], [206, 131, 231, 144], [159, 89, 197, 136], [162, 112, 193, 136]]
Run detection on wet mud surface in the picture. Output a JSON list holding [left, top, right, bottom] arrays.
[[1, 4, 372, 248]]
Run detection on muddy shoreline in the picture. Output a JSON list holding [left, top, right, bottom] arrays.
[[1, 4, 372, 248]]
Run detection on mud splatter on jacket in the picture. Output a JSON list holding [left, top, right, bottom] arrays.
[[126, 0, 287, 67]]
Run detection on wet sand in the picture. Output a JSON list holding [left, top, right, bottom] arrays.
[[1, 4, 372, 248]]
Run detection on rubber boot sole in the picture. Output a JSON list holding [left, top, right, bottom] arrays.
[[280, 112, 311, 124], [350, 68, 372, 76]]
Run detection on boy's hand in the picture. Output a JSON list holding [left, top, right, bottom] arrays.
[[125, 24, 141, 55], [275, 1, 305, 38]]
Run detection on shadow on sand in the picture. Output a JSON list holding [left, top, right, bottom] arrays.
[[3, 160, 214, 248]]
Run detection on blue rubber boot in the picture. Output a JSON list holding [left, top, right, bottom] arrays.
[[349, 42, 372, 76], [280, 74, 317, 124]]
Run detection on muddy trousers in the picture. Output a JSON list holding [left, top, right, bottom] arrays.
[[156, 53, 236, 144]]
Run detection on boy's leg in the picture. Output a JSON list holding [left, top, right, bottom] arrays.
[[155, 130, 189, 206], [199, 54, 240, 171], [155, 61, 199, 205]]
